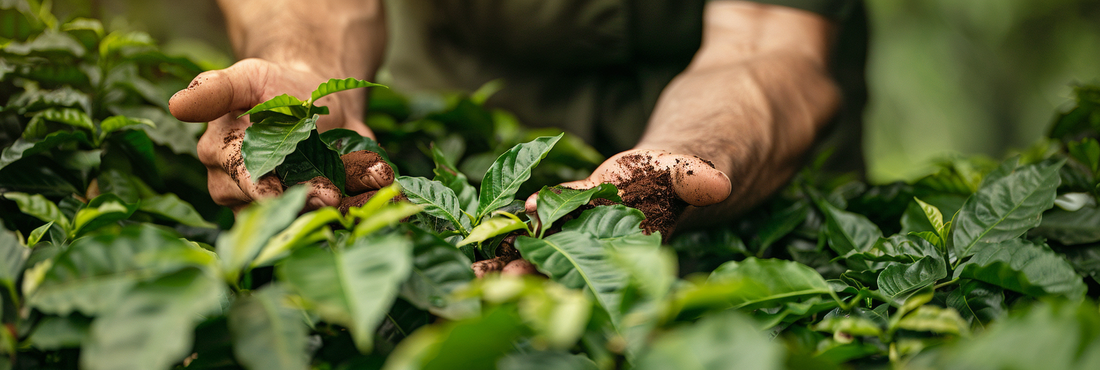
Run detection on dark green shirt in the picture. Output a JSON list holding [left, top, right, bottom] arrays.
[[383, 0, 866, 172]]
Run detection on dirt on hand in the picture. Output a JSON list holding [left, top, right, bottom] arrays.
[[342, 151, 393, 193], [601, 153, 688, 238]]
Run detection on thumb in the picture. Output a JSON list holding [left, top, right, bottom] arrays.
[[169, 59, 267, 122], [670, 157, 732, 207]]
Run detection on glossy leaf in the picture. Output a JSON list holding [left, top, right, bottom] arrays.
[[318, 128, 396, 171], [239, 93, 305, 118], [812, 192, 883, 259], [3, 192, 70, 230], [0, 130, 90, 170], [252, 207, 344, 268], [138, 193, 216, 228], [31, 107, 94, 131], [27, 221, 54, 245], [241, 115, 317, 182], [562, 205, 658, 250], [216, 187, 309, 284], [954, 238, 1086, 298], [383, 306, 526, 370], [352, 202, 424, 238], [1032, 206, 1100, 245], [279, 233, 413, 352], [0, 226, 29, 293], [399, 176, 471, 234], [535, 184, 620, 233], [877, 256, 947, 299], [99, 115, 155, 141], [706, 258, 834, 310], [946, 280, 1006, 329], [458, 215, 526, 246], [515, 231, 628, 329], [634, 311, 784, 370], [229, 285, 310, 370], [28, 224, 208, 316], [71, 193, 138, 238], [402, 226, 478, 319], [477, 134, 563, 219], [952, 159, 1064, 259], [275, 130, 346, 194], [310, 78, 387, 104], [82, 268, 223, 370], [896, 305, 968, 335]]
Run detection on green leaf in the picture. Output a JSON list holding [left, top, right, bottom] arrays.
[[1068, 138, 1100, 173], [6, 85, 91, 114], [955, 238, 1086, 299], [458, 215, 526, 246], [228, 285, 310, 370], [612, 243, 677, 300], [98, 30, 155, 57], [71, 193, 138, 238], [0, 226, 29, 293], [477, 134, 563, 219], [562, 205, 658, 249], [497, 352, 600, 370], [82, 268, 223, 370], [430, 144, 478, 215], [914, 197, 946, 236], [401, 226, 478, 319], [706, 258, 835, 311], [946, 280, 1006, 329], [399, 176, 471, 234], [634, 311, 785, 370], [138, 193, 216, 228], [29, 315, 91, 350], [99, 115, 155, 141], [515, 231, 628, 329], [535, 184, 620, 233], [811, 191, 883, 260], [318, 128, 397, 173], [1032, 206, 1100, 245], [352, 202, 423, 238], [30, 107, 94, 131], [239, 94, 305, 118], [0, 157, 80, 196], [241, 115, 318, 182], [309, 78, 386, 104], [952, 159, 1064, 259], [28, 224, 209, 316], [275, 130, 347, 194], [812, 316, 883, 338], [279, 233, 413, 352], [896, 305, 968, 335], [252, 207, 344, 268], [3, 192, 70, 230], [217, 187, 308, 284], [0, 130, 90, 171], [877, 256, 947, 299], [382, 306, 526, 370], [110, 106, 203, 157], [27, 221, 53, 245]]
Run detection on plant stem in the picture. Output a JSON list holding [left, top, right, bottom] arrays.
[[933, 278, 960, 290]]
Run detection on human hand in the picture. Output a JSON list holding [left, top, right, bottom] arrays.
[[169, 58, 391, 213]]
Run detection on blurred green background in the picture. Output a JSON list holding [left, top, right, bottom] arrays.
[[52, 0, 1100, 183]]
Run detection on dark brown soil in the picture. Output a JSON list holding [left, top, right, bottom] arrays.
[[342, 151, 393, 193], [611, 153, 687, 238]]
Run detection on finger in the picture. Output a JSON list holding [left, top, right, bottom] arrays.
[[169, 59, 268, 122], [342, 150, 394, 193], [671, 157, 732, 206], [502, 259, 540, 276], [301, 176, 342, 211], [207, 168, 250, 208], [472, 257, 508, 279], [524, 193, 539, 215]]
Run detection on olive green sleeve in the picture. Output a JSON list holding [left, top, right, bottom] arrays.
[[708, 0, 858, 19]]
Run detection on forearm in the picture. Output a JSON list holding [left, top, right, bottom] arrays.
[[636, 2, 839, 216], [216, 0, 386, 80]]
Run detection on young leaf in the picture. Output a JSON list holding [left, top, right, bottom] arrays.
[[71, 193, 139, 238], [252, 207, 344, 268], [914, 197, 946, 236], [0, 130, 90, 171], [352, 202, 424, 238], [275, 130, 347, 194], [954, 238, 1085, 298], [228, 285, 310, 370], [138, 193, 216, 228], [477, 134, 563, 219], [952, 159, 1064, 259], [399, 176, 472, 234], [27, 221, 54, 246], [238, 93, 305, 118], [82, 268, 223, 370], [241, 115, 318, 182], [216, 187, 309, 284], [31, 107, 94, 131], [99, 115, 155, 142], [514, 231, 628, 329], [876, 256, 947, 299], [279, 233, 413, 352], [310, 78, 387, 104], [28, 224, 208, 316], [401, 225, 479, 319], [705, 258, 835, 311], [3, 192, 71, 230], [895, 305, 969, 335], [535, 184, 620, 233], [458, 215, 526, 246], [383, 306, 526, 370]]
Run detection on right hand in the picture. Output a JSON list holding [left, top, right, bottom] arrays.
[[169, 58, 392, 213]]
